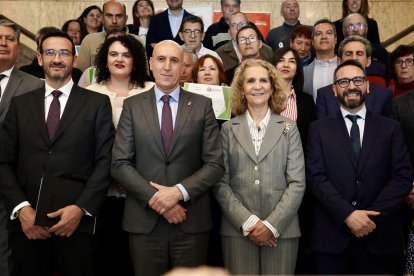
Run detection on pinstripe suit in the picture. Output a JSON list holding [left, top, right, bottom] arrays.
[[213, 112, 305, 275]]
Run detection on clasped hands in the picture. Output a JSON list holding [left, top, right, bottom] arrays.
[[345, 209, 380, 238], [19, 205, 84, 240], [246, 220, 277, 247], [148, 182, 187, 224]]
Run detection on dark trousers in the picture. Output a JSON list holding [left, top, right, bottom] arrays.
[[10, 230, 97, 276], [313, 236, 401, 275], [129, 218, 209, 276]]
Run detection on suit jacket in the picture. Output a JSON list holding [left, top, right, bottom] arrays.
[[145, 9, 192, 58], [213, 113, 305, 239], [111, 88, 224, 234], [303, 61, 315, 98], [295, 91, 315, 146], [306, 111, 413, 255], [0, 85, 115, 234], [0, 68, 43, 126], [216, 40, 274, 72], [316, 82, 393, 119]]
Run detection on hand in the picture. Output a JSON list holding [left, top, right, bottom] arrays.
[[406, 186, 414, 209], [345, 210, 380, 238], [47, 205, 84, 237], [112, 181, 126, 194], [18, 206, 50, 240], [163, 204, 187, 224], [247, 221, 277, 247], [148, 182, 183, 215]]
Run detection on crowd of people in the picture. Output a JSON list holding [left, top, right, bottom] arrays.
[[0, 0, 414, 275]]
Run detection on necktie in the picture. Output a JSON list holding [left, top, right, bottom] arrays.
[[0, 74, 6, 98], [161, 95, 173, 154], [346, 114, 361, 157], [47, 90, 62, 141]]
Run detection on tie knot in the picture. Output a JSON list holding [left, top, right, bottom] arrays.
[[162, 95, 170, 104], [52, 90, 62, 98], [346, 114, 360, 123]]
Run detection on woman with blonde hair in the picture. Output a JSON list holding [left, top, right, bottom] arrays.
[[213, 59, 305, 275]]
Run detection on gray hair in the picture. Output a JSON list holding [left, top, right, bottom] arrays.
[[0, 19, 21, 43], [338, 35, 372, 58], [182, 46, 198, 64]]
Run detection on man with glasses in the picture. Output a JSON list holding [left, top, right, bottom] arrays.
[[224, 24, 273, 84], [390, 45, 414, 96], [179, 15, 222, 62], [306, 59, 412, 275], [316, 35, 392, 119], [0, 19, 43, 276], [0, 31, 114, 276], [216, 12, 270, 71], [341, 13, 390, 87]]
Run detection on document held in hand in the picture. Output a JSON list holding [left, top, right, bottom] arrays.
[[34, 177, 96, 233]]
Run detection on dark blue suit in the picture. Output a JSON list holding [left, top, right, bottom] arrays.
[[316, 82, 392, 119], [306, 110, 413, 274], [145, 9, 192, 58]]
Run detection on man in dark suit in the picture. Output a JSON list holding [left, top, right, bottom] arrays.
[[306, 60, 413, 274], [0, 19, 44, 276], [112, 40, 224, 276], [316, 35, 392, 119], [146, 0, 191, 58], [0, 31, 114, 276]]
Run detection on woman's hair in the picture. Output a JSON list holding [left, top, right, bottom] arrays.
[[390, 45, 414, 79], [192, 54, 226, 85], [78, 5, 103, 32], [231, 60, 287, 115], [271, 47, 304, 93], [342, 0, 369, 18], [94, 35, 150, 87], [131, 0, 154, 29], [61, 19, 88, 44]]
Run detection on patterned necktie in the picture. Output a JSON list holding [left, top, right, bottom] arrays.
[[161, 95, 173, 154], [0, 74, 6, 98], [346, 114, 361, 157], [47, 90, 63, 141]]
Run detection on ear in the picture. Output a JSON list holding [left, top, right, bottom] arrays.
[[149, 57, 154, 72], [338, 57, 342, 65], [366, 81, 370, 94], [332, 83, 338, 97], [37, 52, 43, 67], [365, 56, 372, 68], [258, 40, 263, 49], [179, 32, 184, 42], [201, 32, 205, 41]]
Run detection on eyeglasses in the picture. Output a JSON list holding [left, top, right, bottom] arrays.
[[335, 76, 367, 88], [182, 29, 202, 37], [394, 58, 414, 67], [41, 49, 72, 58], [238, 36, 257, 45], [344, 23, 367, 32]]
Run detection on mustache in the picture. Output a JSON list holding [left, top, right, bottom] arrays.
[[50, 62, 65, 68]]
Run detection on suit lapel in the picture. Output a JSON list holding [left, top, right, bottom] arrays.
[[357, 112, 378, 175], [142, 89, 165, 157], [29, 88, 50, 144], [331, 113, 358, 169], [231, 115, 257, 163], [257, 114, 285, 163], [0, 68, 22, 116], [52, 85, 86, 143], [169, 89, 192, 156]]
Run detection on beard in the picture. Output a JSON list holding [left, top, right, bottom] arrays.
[[43, 62, 72, 82], [337, 88, 367, 109]]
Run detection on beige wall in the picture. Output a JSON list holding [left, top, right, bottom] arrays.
[[1, 0, 413, 51]]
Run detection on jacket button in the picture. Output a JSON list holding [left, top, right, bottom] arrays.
[[254, 180, 260, 185], [165, 161, 170, 166], [356, 180, 361, 185], [352, 201, 357, 206], [254, 166, 259, 171]]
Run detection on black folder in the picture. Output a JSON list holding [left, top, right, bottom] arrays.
[[34, 176, 96, 234]]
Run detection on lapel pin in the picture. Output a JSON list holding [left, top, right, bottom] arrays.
[[188, 101, 192, 106]]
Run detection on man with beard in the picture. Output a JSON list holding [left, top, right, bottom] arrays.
[[316, 35, 392, 119], [0, 31, 114, 276], [306, 59, 413, 274]]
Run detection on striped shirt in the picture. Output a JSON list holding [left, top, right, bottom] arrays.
[[281, 88, 297, 121]]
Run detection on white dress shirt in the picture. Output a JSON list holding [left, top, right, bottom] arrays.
[[340, 105, 366, 144]]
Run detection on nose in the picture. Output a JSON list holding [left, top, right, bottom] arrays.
[[164, 59, 172, 71], [111, 16, 117, 24], [253, 80, 262, 89]]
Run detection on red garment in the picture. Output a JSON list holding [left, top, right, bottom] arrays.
[[394, 80, 414, 96]]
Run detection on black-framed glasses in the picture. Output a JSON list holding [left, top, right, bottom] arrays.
[[238, 36, 257, 45], [335, 76, 367, 88], [395, 58, 414, 67], [41, 49, 72, 58], [344, 23, 366, 31], [182, 29, 202, 37]]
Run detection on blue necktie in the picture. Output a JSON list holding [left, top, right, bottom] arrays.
[[346, 114, 361, 157]]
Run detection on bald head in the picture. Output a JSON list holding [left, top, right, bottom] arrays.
[[343, 13, 367, 37], [102, 1, 128, 32], [150, 40, 184, 93]]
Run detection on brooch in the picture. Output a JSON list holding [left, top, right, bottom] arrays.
[[283, 122, 292, 134]]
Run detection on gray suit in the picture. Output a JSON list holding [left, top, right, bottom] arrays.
[[111, 87, 224, 275], [215, 40, 274, 71], [213, 112, 305, 275], [303, 61, 315, 99], [0, 67, 43, 276]]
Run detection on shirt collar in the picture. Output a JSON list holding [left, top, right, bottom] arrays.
[[315, 55, 337, 66], [168, 8, 184, 17], [45, 80, 74, 98], [246, 108, 271, 129], [154, 85, 180, 103], [283, 20, 300, 27], [0, 66, 14, 77], [340, 105, 367, 120]]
